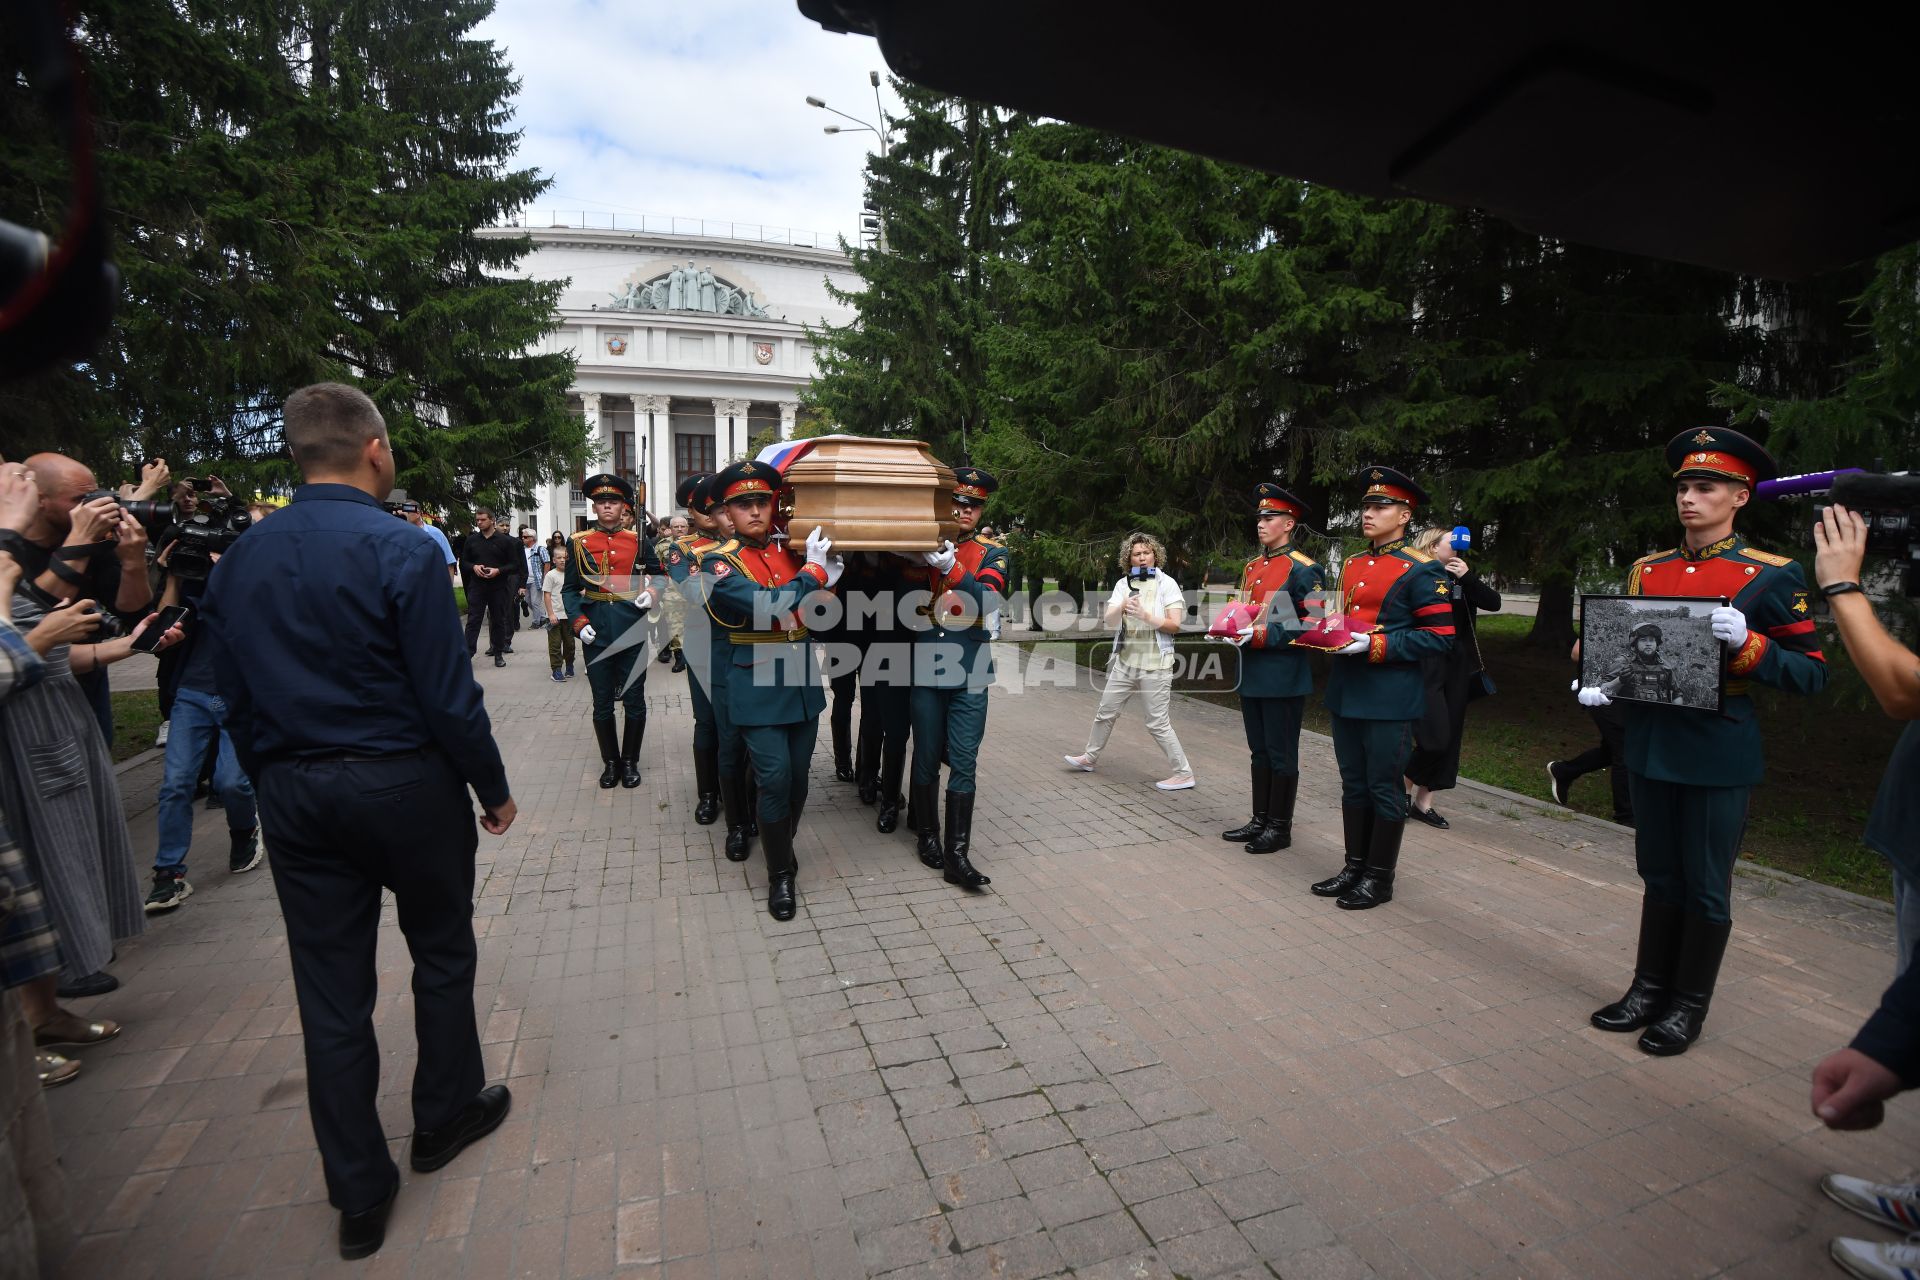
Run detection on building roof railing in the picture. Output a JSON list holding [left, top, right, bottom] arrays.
[[498, 211, 849, 251]]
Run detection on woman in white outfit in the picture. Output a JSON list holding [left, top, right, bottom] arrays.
[[1064, 532, 1196, 790]]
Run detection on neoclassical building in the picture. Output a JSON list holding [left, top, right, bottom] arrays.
[[476, 219, 860, 533]]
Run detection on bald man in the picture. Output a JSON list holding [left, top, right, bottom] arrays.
[[15, 454, 154, 743]]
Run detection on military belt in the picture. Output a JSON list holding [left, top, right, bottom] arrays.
[[730, 626, 810, 644], [583, 590, 641, 602]]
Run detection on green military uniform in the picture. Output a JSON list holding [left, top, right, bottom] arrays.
[[698, 460, 837, 920], [840, 553, 915, 831], [664, 474, 721, 825], [561, 474, 664, 790], [1588, 428, 1828, 1057], [909, 467, 1008, 891], [1310, 467, 1454, 911], [1220, 483, 1325, 855]]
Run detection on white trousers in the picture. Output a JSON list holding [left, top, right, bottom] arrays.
[[1081, 663, 1191, 775]]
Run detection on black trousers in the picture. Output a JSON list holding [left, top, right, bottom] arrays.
[[1563, 703, 1634, 824], [258, 750, 485, 1213], [463, 579, 512, 656]]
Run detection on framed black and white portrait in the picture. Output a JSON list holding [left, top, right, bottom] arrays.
[[1579, 594, 1727, 713]]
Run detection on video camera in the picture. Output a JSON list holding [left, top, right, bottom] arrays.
[[165, 493, 251, 582], [1757, 469, 1920, 595]]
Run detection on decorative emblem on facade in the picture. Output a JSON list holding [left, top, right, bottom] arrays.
[[753, 341, 774, 365], [1693, 429, 1716, 445], [596, 261, 772, 318], [606, 334, 628, 356]]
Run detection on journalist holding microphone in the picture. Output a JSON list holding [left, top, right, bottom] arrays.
[[1063, 532, 1195, 791]]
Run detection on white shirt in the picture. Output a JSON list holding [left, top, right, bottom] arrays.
[[541, 567, 566, 618], [1105, 571, 1185, 670]]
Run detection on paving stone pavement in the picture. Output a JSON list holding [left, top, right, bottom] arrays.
[[42, 639, 1920, 1278]]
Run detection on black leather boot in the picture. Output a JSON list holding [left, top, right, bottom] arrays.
[[671, 648, 687, 673], [693, 742, 720, 826], [942, 790, 990, 890], [761, 813, 797, 921], [720, 774, 751, 862], [594, 720, 620, 790], [1311, 806, 1371, 897], [1337, 816, 1403, 910], [1246, 772, 1299, 854], [855, 731, 879, 805], [832, 718, 855, 782], [911, 782, 944, 869], [876, 745, 906, 834], [1222, 761, 1272, 842], [1637, 914, 1732, 1056], [1591, 897, 1685, 1032], [619, 716, 644, 789], [744, 774, 759, 837]]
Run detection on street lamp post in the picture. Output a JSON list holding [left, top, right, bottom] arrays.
[[806, 74, 893, 252]]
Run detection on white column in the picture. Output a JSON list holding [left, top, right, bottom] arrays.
[[581, 391, 605, 464], [778, 400, 798, 442], [636, 393, 671, 510]]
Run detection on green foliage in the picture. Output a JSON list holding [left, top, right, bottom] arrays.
[[0, 0, 587, 516]]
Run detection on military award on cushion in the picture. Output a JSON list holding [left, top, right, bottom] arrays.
[[1578, 594, 1728, 712], [1289, 611, 1374, 651], [1206, 601, 1257, 639]]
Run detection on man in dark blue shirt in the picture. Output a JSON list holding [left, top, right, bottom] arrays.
[[201, 382, 516, 1261]]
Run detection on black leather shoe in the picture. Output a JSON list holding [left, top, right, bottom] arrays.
[[1310, 807, 1371, 897], [876, 794, 902, 834], [767, 871, 797, 921], [1546, 761, 1573, 808], [694, 792, 720, 825], [1591, 977, 1669, 1032], [671, 649, 687, 672], [338, 1182, 398, 1260], [693, 744, 720, 825], [594, 721, 620, 790], [56, 970, 118, 999], [720, 775, 751, 861], [657, 646, 675, 665], [619, 718, 644, 789], [410, 1084, 512, 1172], [1222, 761, 1272, 842], [493, 654, 506, 667], [1408, 804, 1449, 830]]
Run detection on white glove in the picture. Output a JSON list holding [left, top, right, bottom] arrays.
[[820, 553, 844, 588], [1710, 604, 1748, 648], [578, 624, 598, 646], [1227, 625, 1253, 648], [1335, 635, 1372, 656], [1577, 685, 1612, 707], [1569, 677, 1581, 693], [632, 590, 655, 613], [922, 540, 957, 575], [804, 526, 832, 566]]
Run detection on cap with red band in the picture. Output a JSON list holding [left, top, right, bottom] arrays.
[[1254, 481, 1309, 520], [711, 459, 783, 504], [1665, 427, 1776, 486], [1352, 465, 1430, 508], [952, 466, 997, 505]]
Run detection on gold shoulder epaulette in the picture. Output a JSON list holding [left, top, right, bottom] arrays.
[[1403, 548, 1435, 563], [1633, 548, 1674, 566], [1288, 549, 1317, 567], [975, 534, 1004, 548], [1740, 547, 1794, 567]]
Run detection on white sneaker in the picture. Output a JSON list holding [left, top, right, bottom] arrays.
[[1154, 774, 1196, 791], [155, 721, 169, 748], [1823, 1174, 1920, 1232], [1063, 754, 1095, 772], [1831, 1235, 1920, 1280]]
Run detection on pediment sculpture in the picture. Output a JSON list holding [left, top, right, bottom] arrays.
[[595, 260, 771, 317]]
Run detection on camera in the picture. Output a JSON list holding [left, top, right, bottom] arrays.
[[1774, 470, 1920, 596], [165, 493, 251, 581], [80, 488, 173, 533]]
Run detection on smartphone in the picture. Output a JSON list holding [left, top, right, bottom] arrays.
[[130, 604, 190, 653]]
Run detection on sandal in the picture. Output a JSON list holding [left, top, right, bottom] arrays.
[[34, 1011, 123, 1048], [36, 1051, 80, 1088]]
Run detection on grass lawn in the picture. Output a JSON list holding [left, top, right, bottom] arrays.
[[111, 689, 163, 764], [1019, 615, 1898, 901]]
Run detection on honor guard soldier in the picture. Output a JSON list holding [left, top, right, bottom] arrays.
[[688, 478, 758, 859], [1309, 467, 1454, 910], [562, 473, 663, 790], [845, 552, 915, 833], [698, 460, 842, 920], [908, 466, 1007, 891], [1220, 483, 1325, 854], [1580, 428, 1827, 1055], [664, 474, 722, 824]]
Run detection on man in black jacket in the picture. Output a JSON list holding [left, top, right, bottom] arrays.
[[459, 508, 519, 666]]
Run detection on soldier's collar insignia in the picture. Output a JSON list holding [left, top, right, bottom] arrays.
[[1692, 429, 1716, 445], [1375, 537, 1407, 555], [1680, 534, 1739, 561]]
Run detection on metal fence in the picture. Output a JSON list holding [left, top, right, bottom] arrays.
[[499, 211, 848, 250]]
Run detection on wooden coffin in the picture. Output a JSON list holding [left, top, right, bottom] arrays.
[[784, 436, 963, 551]]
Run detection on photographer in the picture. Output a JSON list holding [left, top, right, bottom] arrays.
[[11, 454, 156, 744], [1062, 532, 1195, 791]]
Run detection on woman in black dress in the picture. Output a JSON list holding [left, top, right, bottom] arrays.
[[1404, 527, 1501, 828]]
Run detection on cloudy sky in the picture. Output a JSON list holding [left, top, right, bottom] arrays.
[[476, 1, 894, 247]]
